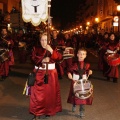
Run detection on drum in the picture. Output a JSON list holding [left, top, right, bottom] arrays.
[[63, 47, 74, 59], [73, 79, 93, 99], [106, 53, 120, 66], [0, 49, 9, 62]]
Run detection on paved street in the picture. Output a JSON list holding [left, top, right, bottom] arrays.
[[0, 49, 120, 120]]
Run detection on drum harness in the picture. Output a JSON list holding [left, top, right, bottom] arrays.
[[77, 62, 87, 91], [77, 62, 86, 80], [73, 62, 93, 99]]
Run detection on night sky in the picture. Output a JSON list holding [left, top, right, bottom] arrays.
[[51, 0, 84, 30]]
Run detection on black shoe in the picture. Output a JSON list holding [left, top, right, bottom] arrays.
[[32, 116, 40, 120], [0, 78, 4, 81], [58, 75, 63, 79], [2, 76, 7, 79], [45, 115, 50, 119], [107, 77, 110, 81], [113, 78, 118, 83]]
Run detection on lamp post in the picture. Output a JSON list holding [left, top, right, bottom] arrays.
[[95, 17, 99, 33], [117, 5, 120, 32]]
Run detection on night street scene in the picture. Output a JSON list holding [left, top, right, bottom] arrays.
[[0, 0, 120, 120]]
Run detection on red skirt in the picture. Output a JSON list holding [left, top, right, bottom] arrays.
[[29, 69, 62, 116]]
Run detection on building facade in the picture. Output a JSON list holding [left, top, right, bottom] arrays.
[[83, 0, 119, 33]]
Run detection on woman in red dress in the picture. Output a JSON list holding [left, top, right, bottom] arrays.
[[29, 33, 62, 120], [103, 33, 120, 83]]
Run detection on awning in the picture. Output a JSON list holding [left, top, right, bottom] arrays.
[[100, 17, 112, 22]]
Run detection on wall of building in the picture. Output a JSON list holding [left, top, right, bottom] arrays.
[[8, 0, 20, 13]]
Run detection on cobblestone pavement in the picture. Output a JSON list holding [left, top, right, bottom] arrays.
[[0, 49, 120, 120]]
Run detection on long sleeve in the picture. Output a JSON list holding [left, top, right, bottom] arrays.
[[51, 49, 62, 61], [31, 47, 46, 66], [31, 47, 63, 66]]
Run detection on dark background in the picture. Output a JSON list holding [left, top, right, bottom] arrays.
[[51, 0, 85, 30]]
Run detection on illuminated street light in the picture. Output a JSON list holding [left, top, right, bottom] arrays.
[[86, 22, 90, 26], [86, 26, 89, 30], [117, 5, 120, 32], [95, 18, 99, 23], [117, 5, 120, 11], [80, 26, 82, 28]]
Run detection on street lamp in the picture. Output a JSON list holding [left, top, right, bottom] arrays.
[[95, 17, 99, 23], [117, 5, 120, 32], [95, 17, 99, 33], [86, 22, 90, 26]]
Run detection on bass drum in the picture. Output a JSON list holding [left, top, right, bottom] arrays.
[[105, 53, 120, 66], [0, 49, 9, 62], [73, 79, 93, 99], [63, 47, 74, 59]]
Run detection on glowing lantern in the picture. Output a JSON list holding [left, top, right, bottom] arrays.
[[21, 0, 48, 26]]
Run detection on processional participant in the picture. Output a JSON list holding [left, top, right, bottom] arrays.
[[29, 32, 62, 120], [97, 32, 109, 71], [67, 48, 93, 118], [103, 33, 120, 83], [16, 29, 27, 63], [0, 27, 14, 81], [61, 33, 74, 73], [51, 29, 65, 79]]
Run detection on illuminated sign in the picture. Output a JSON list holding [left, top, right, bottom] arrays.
[[114, 16, 119, 22], [113, 22, 118, 26]]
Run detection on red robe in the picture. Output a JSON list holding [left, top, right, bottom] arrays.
[[67, 61, 93, 105], [61, 38, 73, 72], [9, 39, 14, 66], [29, 46, 62, 116], [98, 38, 109, 70], [51, 37, 65, 77], [0, 35, 14, 76], [103, 40, 120, 78]]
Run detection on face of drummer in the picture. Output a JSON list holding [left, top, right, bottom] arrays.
[[77, 50, 87, 61], [52, 30, 58, 39], [110, 34, 115, 41], [1, 29, 7, 36], [104, 34, 108, 39], [40, 34, 47, 48]]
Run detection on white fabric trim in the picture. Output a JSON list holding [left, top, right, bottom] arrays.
[[107, 49, 117, 54], [73, 73, 79, 80], [35, 63, 55, 70], [73, 73, 87, 81]]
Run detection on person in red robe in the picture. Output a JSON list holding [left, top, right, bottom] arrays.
[[0, 27, 14, 81], [16, 29, 27, 63], [67, 48, 93, 118], [61, 33, 74, 73], [103, 33, 120, 83], [29, 32, 62, 120], [98, 32, 109, 71], [51, 30, 65, 79]]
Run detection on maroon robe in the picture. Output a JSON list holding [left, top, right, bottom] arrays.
[[103, 40, 120, 78], [8, 39, 14, 66], [29, 46, 62, 116], [17, 34, 27, 63], [98, 38, 109, 70], [0, 35, 14, 76], [61, 38, 73, 72], [67, 61, 93, 105], [51, 37, 65, 78]]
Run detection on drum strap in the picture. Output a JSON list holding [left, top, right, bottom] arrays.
[[77, 62, 86, 79]]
